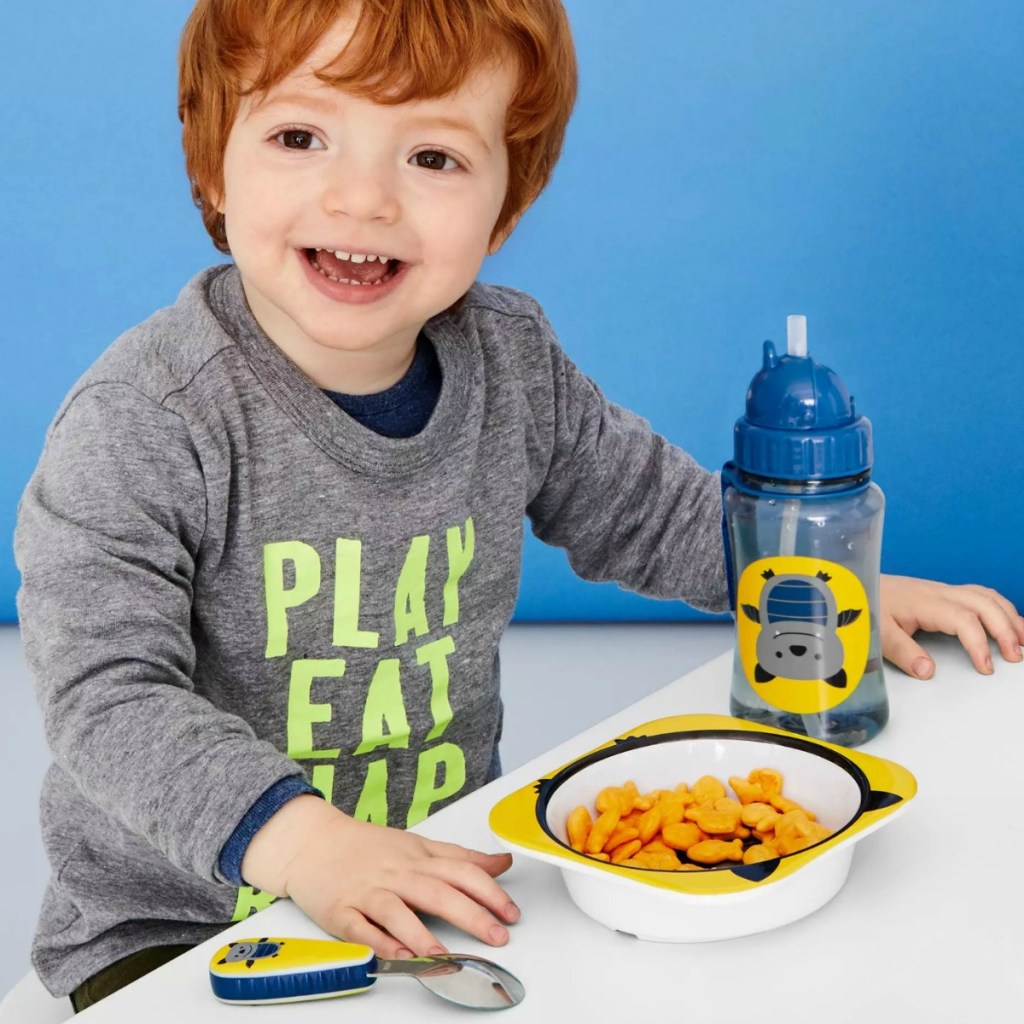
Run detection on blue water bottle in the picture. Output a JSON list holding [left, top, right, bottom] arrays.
[[721, 316, 888, 747]]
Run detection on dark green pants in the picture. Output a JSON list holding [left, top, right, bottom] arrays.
[[69, 945, 195, 1013]]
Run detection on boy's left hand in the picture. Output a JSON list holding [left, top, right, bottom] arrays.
[[879, 574, 1024, 678]]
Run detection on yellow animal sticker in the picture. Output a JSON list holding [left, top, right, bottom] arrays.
[[735, 556, 870, 714]]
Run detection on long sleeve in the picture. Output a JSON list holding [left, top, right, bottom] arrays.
[[15, 383, 305, 885], [524, 313, 729, 614]]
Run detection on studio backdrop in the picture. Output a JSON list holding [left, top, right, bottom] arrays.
[[2, 0, 1021, 623]]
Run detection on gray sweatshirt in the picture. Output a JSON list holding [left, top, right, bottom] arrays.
[[14, 265, 728, 996]]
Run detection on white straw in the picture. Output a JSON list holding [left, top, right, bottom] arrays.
[[787, 315, 807, 357]]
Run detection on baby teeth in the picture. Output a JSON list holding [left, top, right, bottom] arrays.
[[315, 247, 390, 263]]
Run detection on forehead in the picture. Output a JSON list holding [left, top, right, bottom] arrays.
[[246, 12, 517, 130]]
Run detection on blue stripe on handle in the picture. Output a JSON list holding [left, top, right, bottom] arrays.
[[210, 961, 378, 1002]]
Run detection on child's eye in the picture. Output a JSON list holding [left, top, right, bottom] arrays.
[[273, 129, 325, 151], [411, 150, 460, 171]]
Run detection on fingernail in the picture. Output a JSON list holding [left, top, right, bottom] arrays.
[[1011, 647, 1023, 662], [395, 947, 415, 959], [427, 945, 447, 956], [504, 901, 520, 921], [912, 657, 933, 679], [984, 656, 993, 674], [488, 924, 508, 944]]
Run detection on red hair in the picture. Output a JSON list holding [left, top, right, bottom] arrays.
[[178, 0, 578, 253]]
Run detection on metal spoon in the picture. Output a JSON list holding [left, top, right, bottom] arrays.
[[208, 936, 525, 1011], [372, 951, 525, 1009]]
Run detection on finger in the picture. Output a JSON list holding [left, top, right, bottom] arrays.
[[361, 888, 450, 957], [947, 611, 995, 674], [320, 905, 430, 961], [423, 839, 514, 877], [427, 857, 521, 923], [960, 586, 1024, 661], [396, 875, 510, 948], [880, 615, 934, 679]]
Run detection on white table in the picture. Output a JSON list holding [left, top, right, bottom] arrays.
[[77, 636, 1023, 1023]]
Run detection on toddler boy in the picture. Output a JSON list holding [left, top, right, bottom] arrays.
[[15, 0, 1023, 1012]]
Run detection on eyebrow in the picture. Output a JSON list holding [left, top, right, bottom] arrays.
[[255, 92, 340, 115], [398, 115, 493, 155], [254, 94, 492, 155]]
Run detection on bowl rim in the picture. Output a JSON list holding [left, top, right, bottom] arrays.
[[489, 714, 917, 896]]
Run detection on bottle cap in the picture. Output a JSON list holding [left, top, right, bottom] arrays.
[[733, 317, 873, 481]]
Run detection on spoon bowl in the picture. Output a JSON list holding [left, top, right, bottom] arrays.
[[373, 952, 525, 1009]]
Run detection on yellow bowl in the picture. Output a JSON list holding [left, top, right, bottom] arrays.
[[489, 714, 916, 941]]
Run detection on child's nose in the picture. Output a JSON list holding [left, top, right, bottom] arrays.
[[320, 160, 400, 223]]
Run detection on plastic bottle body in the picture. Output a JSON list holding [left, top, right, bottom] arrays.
[[723, 472, 888, 747]]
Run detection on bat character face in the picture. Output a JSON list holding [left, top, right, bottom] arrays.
[[742, 570, 861, 689], [217, 939, 284, 967]]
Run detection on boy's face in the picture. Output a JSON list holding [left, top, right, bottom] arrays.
[[216, 14, 514, 391]]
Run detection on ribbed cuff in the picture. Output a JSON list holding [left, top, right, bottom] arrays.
[[218, 775, 322, 886]]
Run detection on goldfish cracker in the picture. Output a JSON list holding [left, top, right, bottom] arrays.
[[742, 843, 781, 866], [640, 838, 673, 855], [714, 797, 744, 817], [685, 806, 741, 835], [620, 808, 643, 829], [691, 775, 727, 805], [677, 863, 706, 872], [775, 809, 815, 838], [588, 852, 611, 862], [661, 822, 705, 851], [659, 802, 684, 827], [585, 808, 621, 854], [633, 796, 655, 812], [630, 850, 683, 871], [656, 795, 687, 828], [610, 839, 643, 864], [720, 824, 751, 841], [599, 785, 641, 816], [769, 792, 816, 819], [673, 784, 695, 806], [602, 825, 640, 852], [595, 787, 626, 815], [687, 838, 744, 865], [748, 768, 783, 797], [637, 804, 663, 844], [775, 814, 831, 854], [567, 805, 593, 852], [739, 802, 776, 829], [728, 776, 765, 805], [776, 828, 829, 855], [773, 811, 817, 854]]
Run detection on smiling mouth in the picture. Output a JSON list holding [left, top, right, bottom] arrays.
[[305, 247, 402, 286]]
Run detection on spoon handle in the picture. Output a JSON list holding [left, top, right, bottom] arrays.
[[209, 936, 378, 1004]]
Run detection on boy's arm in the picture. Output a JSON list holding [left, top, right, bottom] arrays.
[[520, 310, 1023, 673], [523, 316, 728, 614], [15, 383, 305, 885]]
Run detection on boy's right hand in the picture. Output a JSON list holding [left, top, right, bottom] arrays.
[[239, 794, 519, 959]]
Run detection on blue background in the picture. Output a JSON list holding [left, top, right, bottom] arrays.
[[2, 0, 1022, 623]]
